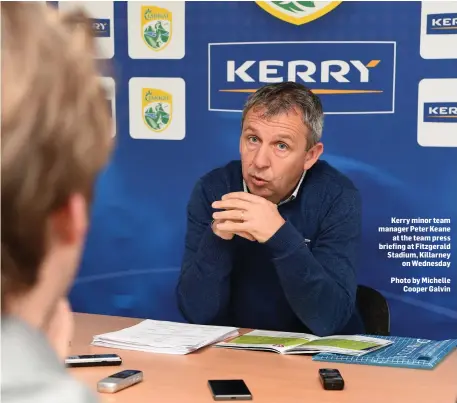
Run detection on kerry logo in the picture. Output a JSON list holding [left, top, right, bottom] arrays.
[[142, 5, 172, 51], [256, 1, 342, 25], [142, 88, 172, 132]]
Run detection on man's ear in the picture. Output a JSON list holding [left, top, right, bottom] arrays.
[[49, 193, 88, 245], [304, 142, 324, 171]]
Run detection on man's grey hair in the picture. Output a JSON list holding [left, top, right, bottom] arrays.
[[241, 82, 324, 148]]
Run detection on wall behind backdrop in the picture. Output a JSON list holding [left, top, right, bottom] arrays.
[[59, 1, 457, 339]]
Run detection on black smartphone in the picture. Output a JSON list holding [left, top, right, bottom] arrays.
[[208, 380, 253, 401], [65, 354, 122, 368], [319, 368, 344, 390]]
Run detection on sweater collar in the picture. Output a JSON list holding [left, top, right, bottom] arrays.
[[242, 170, 306, 206]]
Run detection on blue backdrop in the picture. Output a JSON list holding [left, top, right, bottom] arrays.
[[68, 1, 457, 340]]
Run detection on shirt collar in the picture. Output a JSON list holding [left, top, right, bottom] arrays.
[[242, 170, 306, 206]]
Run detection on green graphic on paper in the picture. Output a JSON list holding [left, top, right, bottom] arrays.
[[231, 335, 310, 347], [303, 339, 379, 351]]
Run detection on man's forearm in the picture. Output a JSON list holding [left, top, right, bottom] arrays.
[[265, 221, 357, 336], [177, 225, 233, 325]]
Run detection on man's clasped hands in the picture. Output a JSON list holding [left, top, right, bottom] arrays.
[[211, 192, 286, 243]]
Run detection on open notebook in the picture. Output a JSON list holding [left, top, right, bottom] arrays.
[[215, 329, 392, 356], [92, 320, 238, 355]]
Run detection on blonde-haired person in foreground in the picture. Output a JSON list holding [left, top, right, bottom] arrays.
[[1, 2, 113, 402]]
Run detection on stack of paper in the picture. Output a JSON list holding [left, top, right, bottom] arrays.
[[215, 329, 393, 356], [92, 319, 239, 355]]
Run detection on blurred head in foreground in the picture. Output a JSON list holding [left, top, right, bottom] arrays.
[[1, 2, 112, 335]]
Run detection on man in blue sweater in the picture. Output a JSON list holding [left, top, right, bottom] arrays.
[[177, 82, 364, 336]]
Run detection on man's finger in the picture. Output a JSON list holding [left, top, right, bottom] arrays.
[[216, 220, 248, 233], [212, 199, 251, 211], [213, 209, 246, 221], [221, 192, 265, 203], [235, 232, 255, 241]]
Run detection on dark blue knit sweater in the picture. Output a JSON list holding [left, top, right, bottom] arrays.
[[177, 160, 364, 336]]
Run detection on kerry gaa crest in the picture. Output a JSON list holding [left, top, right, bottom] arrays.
[[142, 88, 172, 133], [142, 5, 172, 51], [256, 1, 341, 25]]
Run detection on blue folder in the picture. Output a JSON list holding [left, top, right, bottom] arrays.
[[312, 335, 457, 370]]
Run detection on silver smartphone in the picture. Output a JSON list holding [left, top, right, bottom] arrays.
[[97, 369, 143, 393], [208, 380, 253, 401], [65, 354, 122, 368]]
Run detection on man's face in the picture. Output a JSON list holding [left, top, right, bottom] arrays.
[[240, 107, 321, 204]]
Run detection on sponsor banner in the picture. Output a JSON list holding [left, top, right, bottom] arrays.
[[128, 2, 185, 59], [58, 1, 114, 59], [208, 41, 396, 115], [417, 79, 457, 147], [129, 77, 186, 140], [420, 1, 457, 59]]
